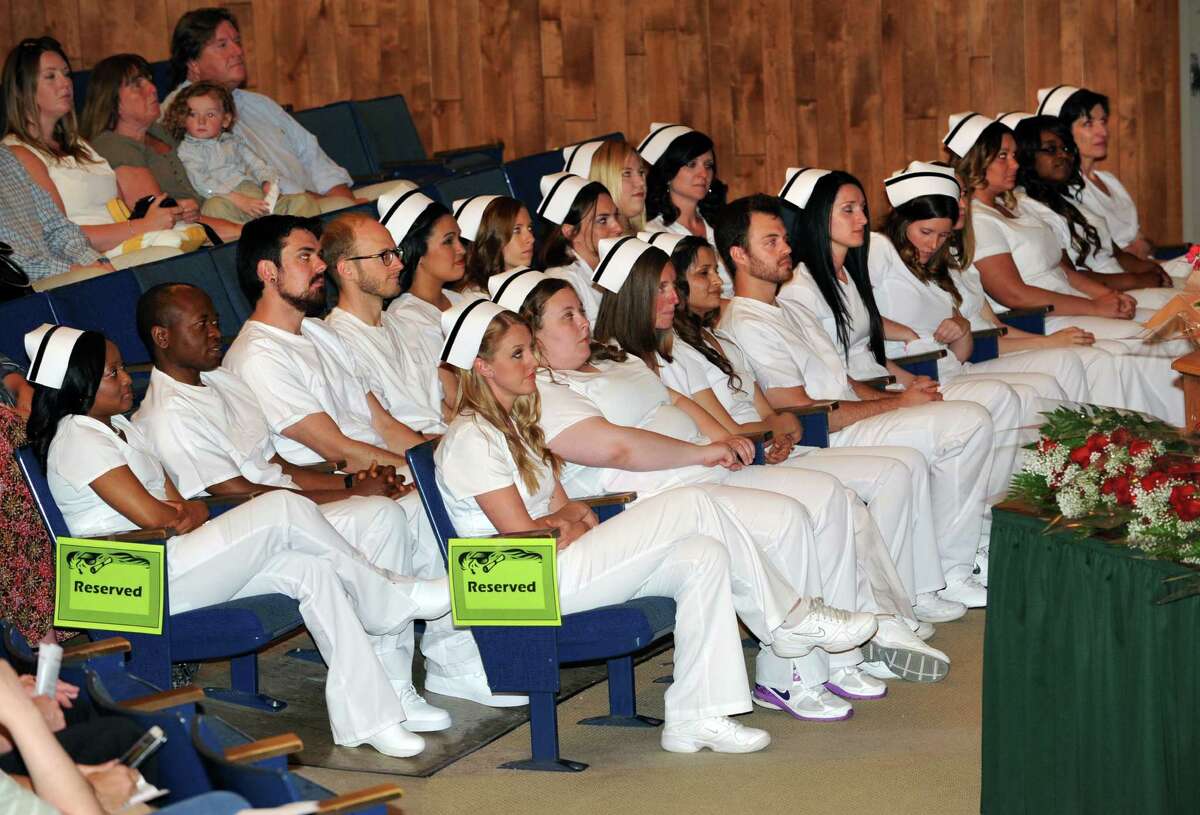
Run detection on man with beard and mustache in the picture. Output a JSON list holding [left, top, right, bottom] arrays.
[[717, 194, 997, 611], [322, 212, 450, 435], [222, 216, 425, 472]]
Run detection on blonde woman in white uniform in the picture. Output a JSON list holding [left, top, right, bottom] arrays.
[[435, 298, 877, 752], [491, 261, 947, 720], [24, 325, 450, 758]]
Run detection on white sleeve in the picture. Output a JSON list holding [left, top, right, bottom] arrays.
[[435, 420, 520, 502], [148, 407, 243, 499], [726, 314, 807, 391], [659, 344, 710, 396], [227, 344, 324, 434], [53, 420, 129, 490], [535, 378, 604, 442], [970, 211, 1014, 262]]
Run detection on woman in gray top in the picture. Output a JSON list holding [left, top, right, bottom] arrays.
[[79, 54, 242, 242]]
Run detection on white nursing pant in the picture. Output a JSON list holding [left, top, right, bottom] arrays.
[[966, 349, 1090, 402], [830, 400, 995, 583], [166, 491, 428, 745], [556, 487, 758, 723]]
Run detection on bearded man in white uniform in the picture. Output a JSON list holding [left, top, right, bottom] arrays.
[[717, 195, 995, 609], [221, 215, 524, 708]]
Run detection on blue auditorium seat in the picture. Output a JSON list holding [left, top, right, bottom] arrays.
[[505, 132, 624, 225], [892, 349, 947, 381], [290, 102, 381, 186], [15, 446, 304, 711], [207, 243, 253, 324], [44, 271, 147, 366], [0, 292, 58, 363], [424, 166, 515, 206], [967, 326, 1006, 364], [131, 251, 243, 341], [352, 94, 503, 174], [405, 440, 673, 771]]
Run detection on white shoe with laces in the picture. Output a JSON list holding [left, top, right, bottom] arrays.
[[391, 681, 452, 732], [771, 599, 878, 657], [824, 666, 888, 700], [753, 681, 853, 721], [862, 617, 951, 683], [939, 575, 987, 608], [914, 592, 967, 623], [661, 716, 771, 753]]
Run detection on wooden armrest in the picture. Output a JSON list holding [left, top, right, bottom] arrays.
[[62, 637, 131, 661], [223, 733, 304, 764], [577, 491, 637, 508], [124, 685, 206, 712], [297, 460, 346, 474], [433, 141, 503, 158], [860, 375, 896, 388], [1002, 305, 1054, 318], [778, 400, 839, 416], [483, 527, 561, 539], [892, 349, 948, 365], [90, 528, 173, 543], [972, 327, 1007, 339], [199, 491, 264, 507], [316, 783, 403, 813]]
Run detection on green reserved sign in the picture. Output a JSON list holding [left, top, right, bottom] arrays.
[[53, 537, 165, 635], [448, 538, 561, 627]]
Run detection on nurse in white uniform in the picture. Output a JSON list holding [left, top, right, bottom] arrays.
[[24, 324, 450, 758], [637, 124, 733, 297], [565, 138, 649, 234], [492, 264, 948, 720], [456, 194, 536, 295], [535, 172, 624, 323], [434, 298, 876, 752], [716, 190, 996, 610], [645, 228, 960, 626], [945, 112, 1188, 357]]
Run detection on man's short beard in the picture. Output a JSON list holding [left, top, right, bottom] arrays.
[[280, 288, 326, 317], [749, 255, 791, 284]]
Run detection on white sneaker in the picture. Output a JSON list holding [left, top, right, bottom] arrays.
[[423, 671, 529, 707], [860, 660, 899, 680], [912, 619, 936, 641], [391, 681, 452, 732], [824, 666, 887, 700], [345, 722, 425, 757], [913, 592, 967, 623], [771, 600, 878, 657], [974, 545, 989, 587], [863, 617, 951, 683], [939, 576, 987, 608], [753, 681, 853, 721], [661, 716, 771, 753]]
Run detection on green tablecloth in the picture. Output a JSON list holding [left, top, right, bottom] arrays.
[[982, 507, 1200, 814]]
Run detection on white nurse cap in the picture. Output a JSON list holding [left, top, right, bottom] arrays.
[[594, 236, 662, 293], [637, 230, 689, 255], [636, 123, 696, 166], [452, 195, 503, 242], [942, 112, 997, 158], [778, 167, 832, 209], [488, 266, 551, 311], [440, 298, 509, 370], [24, 323, 85, 389], [562, 140, 606, 177], [883, 161, 961, 207], [378, 181, 438, 245], [536, 173, 592, 225], [996, 111, 1035, 131], [1036, 85, 1083, 117]]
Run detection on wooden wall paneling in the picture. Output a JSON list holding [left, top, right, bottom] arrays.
[[810, 1, 849, 171], [968, 56, 994, 119], [641, 30, 682, 132], [1058, 0, 1084, 82], [762, 0, 798, 183], [592, 10, 628, 139], [384, 0, 435, 151], [1080, 0, 1118, 101], [455, 0, 488, 145], [1114, 0, 1139, 228], [903, 117, 940, 172], [429, 0, 468, 149], [475, 1, 512, 148], [624, 54, 649, 144], [1139, 0, 1178, 241], [879, 0, 908, 174], [559, 0, 597, 123], [966, 0, 990, 58], [303, 0, 346, 106], [42, 0, 81, 65], [673, 0, 710, 134], [1023, 0, 1063, 98], [898, 0, 938, 121], [789, 0, 817, 167], [729, 0, 764, 166], [934, 0, 971, 125], [507, 0, 546, 155], [843, 0, 884, 210], [702, 0, 735, 173], [989, 0, 1027, 112]]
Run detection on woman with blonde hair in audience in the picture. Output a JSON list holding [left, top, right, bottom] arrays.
[[455, 195, 536, 294], [1, 38, 204, 266], [80, 53, 243, 242], [564, 139, 648, 233]]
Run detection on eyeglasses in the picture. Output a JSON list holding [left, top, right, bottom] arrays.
[[1035, 144, 1076, 157], [346, 248, 402, 266]]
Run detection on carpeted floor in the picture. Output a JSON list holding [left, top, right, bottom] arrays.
[[294, 610, 986, 815]]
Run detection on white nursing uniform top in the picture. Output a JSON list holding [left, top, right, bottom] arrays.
[[435, 413, 555, 537], [544, 257, 604, 324], [777, 262, 890, 380], [1017, 191, 1123, 276], [385, 289, 466, 365], [222, 318, 386, 464], [4, 136, 120, 226], [719, 295, 856, 402], [1077, 170, 1140, 248], [326, 307, 446, 434], [644, 214, 733, 297], [48, 414, 168, 537], [535, 356, 720, 497], [133, 367, 295, 499], [971, 198, 1081, 302], [659, 330, 761, 425]]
